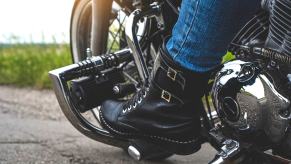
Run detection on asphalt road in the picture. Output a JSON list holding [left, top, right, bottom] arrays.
[[0, 86, 216, 164]]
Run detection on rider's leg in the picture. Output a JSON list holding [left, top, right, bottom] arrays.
[[100, 0, 261, 154], [167, 0, 261, 72]]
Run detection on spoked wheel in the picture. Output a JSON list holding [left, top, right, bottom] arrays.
[[70, 0, 140, 86], [70, 0, 128, 62], [69, 0, 173, 160], [70, 0, 133, 126]]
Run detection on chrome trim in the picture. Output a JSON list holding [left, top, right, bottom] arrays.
[[49, 68, 127, 148], [91, 107, 101, 124], [207, 111, 219, 120], [125, 9, 150, 82], [212, 60, 291, 143], [128, 145, 141, 160], [48, 49, 132, 148], [125, 3, 162, 83], [210, 139, 240, 164], [210, 157, 224, 164], [219, 140, 240, 159]]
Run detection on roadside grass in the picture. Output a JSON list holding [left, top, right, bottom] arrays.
[[0, 44, 71, 89], [0, 42, 235, 89]]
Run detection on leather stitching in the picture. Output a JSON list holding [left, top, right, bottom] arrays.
[[99, 110, 198, 144]]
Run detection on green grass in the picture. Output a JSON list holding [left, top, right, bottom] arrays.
[[0, 42, 235, 89], [0, 44, 71, 89], [222, 51, 235, 63]]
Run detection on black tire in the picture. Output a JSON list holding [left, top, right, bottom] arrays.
[[70, 0, 122, 63]]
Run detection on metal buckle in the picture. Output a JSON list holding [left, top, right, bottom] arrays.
[[161, 90, 171, 102], [167, 67, 177, 81]]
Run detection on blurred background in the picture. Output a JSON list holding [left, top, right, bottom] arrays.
[[0, 0, 74, 89]]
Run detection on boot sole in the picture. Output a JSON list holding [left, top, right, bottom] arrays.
[[99, 110, 202, 155]]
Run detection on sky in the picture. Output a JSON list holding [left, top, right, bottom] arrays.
[[0, 0, 74, 43]]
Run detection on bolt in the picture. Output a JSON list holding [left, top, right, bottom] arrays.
[[113, 86, 120, 94]]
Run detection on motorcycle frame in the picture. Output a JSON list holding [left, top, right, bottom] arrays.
[[50, 0, 291, 163]]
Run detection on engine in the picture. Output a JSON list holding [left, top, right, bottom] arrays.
[[212, 0, 291, 145], [212, 60, 290, 143], [262, 0, 291, 56]]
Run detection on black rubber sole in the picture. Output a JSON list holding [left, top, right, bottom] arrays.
[[99, 110, 202, 155]]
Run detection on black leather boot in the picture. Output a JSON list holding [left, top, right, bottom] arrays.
[[100, 45, 211, 155]]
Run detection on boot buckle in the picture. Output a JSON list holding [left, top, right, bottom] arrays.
[[167, 67, 177, 81], [161, 90, 172, 102]]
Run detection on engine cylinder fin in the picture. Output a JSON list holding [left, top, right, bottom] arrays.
[[266, 0, 291, 56], [229, 11, 269, 56], [235, 13, 269, 44]]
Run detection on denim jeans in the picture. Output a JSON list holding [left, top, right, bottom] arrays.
[[166, 0, 261, 72]]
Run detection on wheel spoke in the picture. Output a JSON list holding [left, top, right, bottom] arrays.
[[107, 10, 127, 53]]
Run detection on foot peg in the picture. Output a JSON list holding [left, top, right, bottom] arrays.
[[209, 139, 241, 164]]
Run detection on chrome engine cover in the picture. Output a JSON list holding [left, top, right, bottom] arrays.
[[212, 60, 291, 143]]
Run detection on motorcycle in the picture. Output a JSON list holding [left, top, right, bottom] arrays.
[[49, 0, 291, 163]]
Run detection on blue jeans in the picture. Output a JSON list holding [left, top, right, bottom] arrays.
[[166, 0, 261, 72]]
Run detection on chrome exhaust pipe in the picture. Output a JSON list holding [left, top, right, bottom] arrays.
[[48, 49, 132, 148]]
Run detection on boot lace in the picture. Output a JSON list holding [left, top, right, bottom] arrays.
[[122, 84, 149, 114]]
